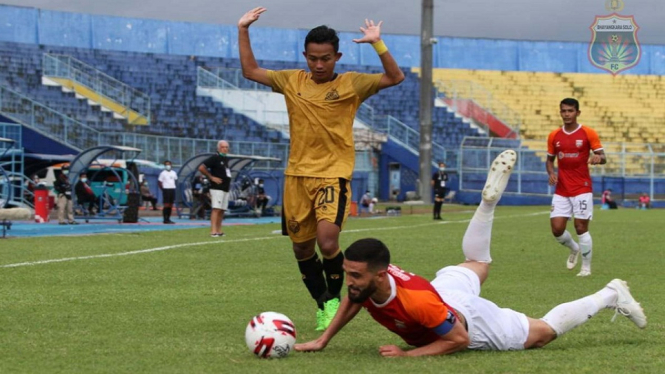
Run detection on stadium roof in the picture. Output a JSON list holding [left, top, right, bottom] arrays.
[[1, 0, 663, 44]]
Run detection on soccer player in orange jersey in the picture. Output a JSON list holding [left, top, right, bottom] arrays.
[[238, 7, 404, 331], [546, 98, 606, 277], [295, 150, 645, 357]]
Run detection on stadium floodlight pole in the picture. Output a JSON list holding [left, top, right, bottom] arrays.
[[419, 0, 434, 201]]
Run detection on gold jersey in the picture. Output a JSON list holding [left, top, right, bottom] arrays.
[[267, 70, 382, 179]]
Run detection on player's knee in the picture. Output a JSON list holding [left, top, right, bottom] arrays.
[[525, 319, 557, 349], [292, 241, 316, 260], [574, 224, 588, 235], [551, 227, 565, 237], [317, 237, 339, 256]]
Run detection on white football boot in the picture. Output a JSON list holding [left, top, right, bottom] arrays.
[[606, 279, 647, 329], [482, 150, 517, 203]]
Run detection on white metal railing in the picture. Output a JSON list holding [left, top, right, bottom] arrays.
[[436, 79, 521, 137], [43, 54, 150, 123], [0, 84, 99, 150], [197, 67, 449, 165], [0, 85, 287, 168], [459, 136, 665, 199]]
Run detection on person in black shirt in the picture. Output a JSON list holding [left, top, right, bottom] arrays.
[[255, 178, 271, 216], [54, 166, 77, 225], [198, 140, 232, 237], [431, 162, 449, 220]]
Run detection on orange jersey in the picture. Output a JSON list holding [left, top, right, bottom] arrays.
[[362, 265, 454, 347], [267, 70, 382, 180], [547, 125, 603, 197]]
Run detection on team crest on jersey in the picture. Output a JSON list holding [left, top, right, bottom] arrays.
[[325, 89, 340, 101], [288, 218, 300, 233], [576, 139, 584, 148], [588, 1, 641, 75]]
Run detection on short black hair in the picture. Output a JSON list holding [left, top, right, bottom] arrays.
[[345, 238, 390, 272], [164, 160, 172, 165], [560, 98, 580, 111], [305, 25, 339, 53]]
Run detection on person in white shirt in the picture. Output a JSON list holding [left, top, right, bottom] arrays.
[[158, 160, 178, 224]]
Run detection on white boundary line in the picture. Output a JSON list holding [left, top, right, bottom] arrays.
[[1, 211, 548, 269]]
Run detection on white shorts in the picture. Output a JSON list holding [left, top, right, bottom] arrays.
[[210, 189, 229, 210], [430, 266, 529, 351], [550, 193, 593, 220]]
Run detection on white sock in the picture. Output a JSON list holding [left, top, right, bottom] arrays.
[[541, 288, 614, 336], [462, 201, 494, 263], [578, 232, 592, 270], [555, 230, 580, 253]]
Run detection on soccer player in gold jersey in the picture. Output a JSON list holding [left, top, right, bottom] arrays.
[[238, 6, 404, 330]]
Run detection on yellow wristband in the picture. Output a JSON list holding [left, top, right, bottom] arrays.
[[372, 40, 388, 55]]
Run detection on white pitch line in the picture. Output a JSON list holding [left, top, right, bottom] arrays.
[[1, 210, 548, 269]]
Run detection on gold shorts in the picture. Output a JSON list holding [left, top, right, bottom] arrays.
[[281, 176, 352, 243]]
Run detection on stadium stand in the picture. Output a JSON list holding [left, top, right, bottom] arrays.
[[430, 68, 665, 146], [0, 41, 288, 144], [0, 40, 486, 158]]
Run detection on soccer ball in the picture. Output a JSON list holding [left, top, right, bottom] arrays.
[[245, 312, 297, 358]]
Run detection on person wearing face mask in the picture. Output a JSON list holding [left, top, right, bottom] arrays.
[[158, 160, 178, 224], [431, 162, 449, 220], [198, 140, 232, 237], [53, 166, 77, 225], [75, 172, 100, 215]]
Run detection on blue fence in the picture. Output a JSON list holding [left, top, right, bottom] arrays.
[[1, 4, 664, 74]]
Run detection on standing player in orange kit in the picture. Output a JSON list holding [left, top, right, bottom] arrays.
[[546, 98, 606, 277]]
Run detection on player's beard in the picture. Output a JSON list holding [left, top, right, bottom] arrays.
[[347, 282, 377, 303]]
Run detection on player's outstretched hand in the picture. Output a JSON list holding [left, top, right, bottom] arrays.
[[352, 19, 383, 44], [588, 154, 602, 165], [238, 7, 267, 28], [294, 338, 327, 352], [379, 344, 407, 357]]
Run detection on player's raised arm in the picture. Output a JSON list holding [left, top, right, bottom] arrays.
[[238, 7, 271, 87], [294, 296, 362, 352], [353, 19, 404, 90]]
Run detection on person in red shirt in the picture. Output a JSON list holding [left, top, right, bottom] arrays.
[[546, 98, 606, 277], [601, 189, 618, 209], [295, 150, 645, 357], [638, 193, 651, 209]]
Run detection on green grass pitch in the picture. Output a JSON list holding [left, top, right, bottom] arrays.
[[1, 206, 663, 373]]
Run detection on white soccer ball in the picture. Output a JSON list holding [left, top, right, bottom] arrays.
[[245, 311, 297, 358]]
